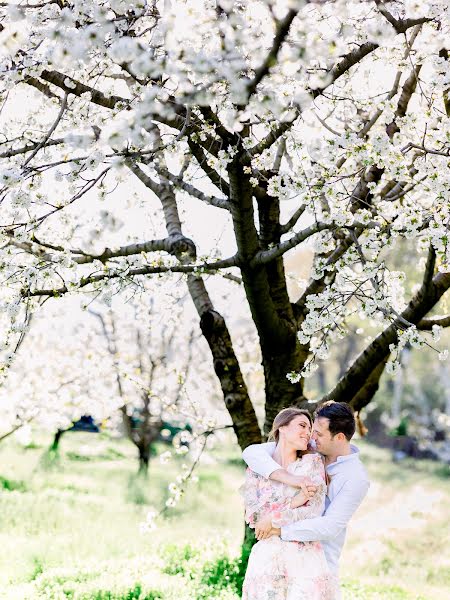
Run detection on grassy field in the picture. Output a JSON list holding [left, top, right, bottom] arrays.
[[0, 431, 448, 599]]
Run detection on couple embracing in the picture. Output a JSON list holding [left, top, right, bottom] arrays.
[[241, 401, 370, 600]]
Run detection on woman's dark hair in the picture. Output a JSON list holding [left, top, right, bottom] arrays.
[[268, 408, 313, 456], [314, 401, 355, 441]]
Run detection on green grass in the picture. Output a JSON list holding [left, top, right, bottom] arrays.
[[0, 432, 448, 599]]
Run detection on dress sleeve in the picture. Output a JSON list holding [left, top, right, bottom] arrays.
[[240, 468, 273, 527], [271, 454, 326, 528]]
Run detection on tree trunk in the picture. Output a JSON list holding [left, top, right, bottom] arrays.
[[50, 429, 65, 453], [199, 308, 262, 449], [137, 443, 151, 475], [262, 343, 309, 435]]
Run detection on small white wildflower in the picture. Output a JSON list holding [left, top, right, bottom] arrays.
[[297, 331, 310, 345], [431, 324, 442, 342], [64, 77, 77, 89], [438, 349, 448, 361], [168, 482, 179, 494], [286, 371, 301, 383], [140, 510, 157, 533], [386, 360, 400, 374], [159, 450, 172, 464]]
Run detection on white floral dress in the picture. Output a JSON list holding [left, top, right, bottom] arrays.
[[241, 453, 336, 600]]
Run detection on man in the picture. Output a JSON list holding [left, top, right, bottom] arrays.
[[242, 401, 370, 597]]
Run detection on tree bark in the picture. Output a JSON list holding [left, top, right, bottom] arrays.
[[129, 160, 261, 451], [137, 443, 151, 475]]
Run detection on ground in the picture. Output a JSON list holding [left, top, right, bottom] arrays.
[[0, 431, 448, 599]]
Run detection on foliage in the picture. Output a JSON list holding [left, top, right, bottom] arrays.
[[0, 434, 449, 599], [160, 542, 242, 598], [0, 474, 27, 492]]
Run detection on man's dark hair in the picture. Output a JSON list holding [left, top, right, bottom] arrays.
[[314, 401, 355, 441]]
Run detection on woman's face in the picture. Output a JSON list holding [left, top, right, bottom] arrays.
[[279, 414, 311, 450]]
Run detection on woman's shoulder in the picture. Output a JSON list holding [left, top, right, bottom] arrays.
[[297, 452, 324, 469], [303, 451, 323, 461]]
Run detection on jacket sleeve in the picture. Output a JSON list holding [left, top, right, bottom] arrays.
[[281, 477, 370, 542], [242, 442, 279, 479]]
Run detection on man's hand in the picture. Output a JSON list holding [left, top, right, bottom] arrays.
[[255, 523, 281, 541], [254, 514, 273, 540]]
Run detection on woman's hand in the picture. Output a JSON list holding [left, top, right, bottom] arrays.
[[290, 476, 318, 499], [290, 489, 311, 508]]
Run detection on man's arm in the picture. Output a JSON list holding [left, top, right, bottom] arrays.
[[242, 442, 316, 490], [242, 442, 279, 479], [281, 477, 370, 542]]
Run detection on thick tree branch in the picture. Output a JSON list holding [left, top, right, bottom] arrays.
[[246, 120, 295, 161], [198, 106, 236, 143], [375, 2, 433, 34], [243, 9, 298, 102], [23, 93, 68, 167], [294, 227, 361, 319], [36, 70, 128, 109], [386, 65, 422, 139], [321, 270, 450, 405], [280, 204, 307, 235], [23, 255, 239, 297], [252, 222, 330, 266], [8, 234, 180, 264], [0, 138, 64, 159], [24, 76, 61, 100], [187, 139, 230, 197], [155, 167, 229, 210], [348, 357, 390, 412], [246, 42, 380, 160], [129, 137, 261, 448], [439, 49, 450, 117], [248, 14, 428, 160], [422, 245, 437, 290], [312, 42, 379, 99], [417, 314, 450, 330]]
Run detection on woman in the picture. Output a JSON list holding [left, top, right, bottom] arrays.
[[241, 407, 335, 600]]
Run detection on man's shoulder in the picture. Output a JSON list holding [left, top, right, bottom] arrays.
[[337, 456, 370, 484], [345, 460, 370, 488], [242, 441, 276, 458], [348, 446, 370, 480]]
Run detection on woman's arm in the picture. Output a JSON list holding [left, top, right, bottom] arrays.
[[270, 480, 326, 527], [271, 455, 326, 528], [242, 443, 318, 495]]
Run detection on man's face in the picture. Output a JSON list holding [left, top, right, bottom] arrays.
[[311, 417, 336, 456]]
